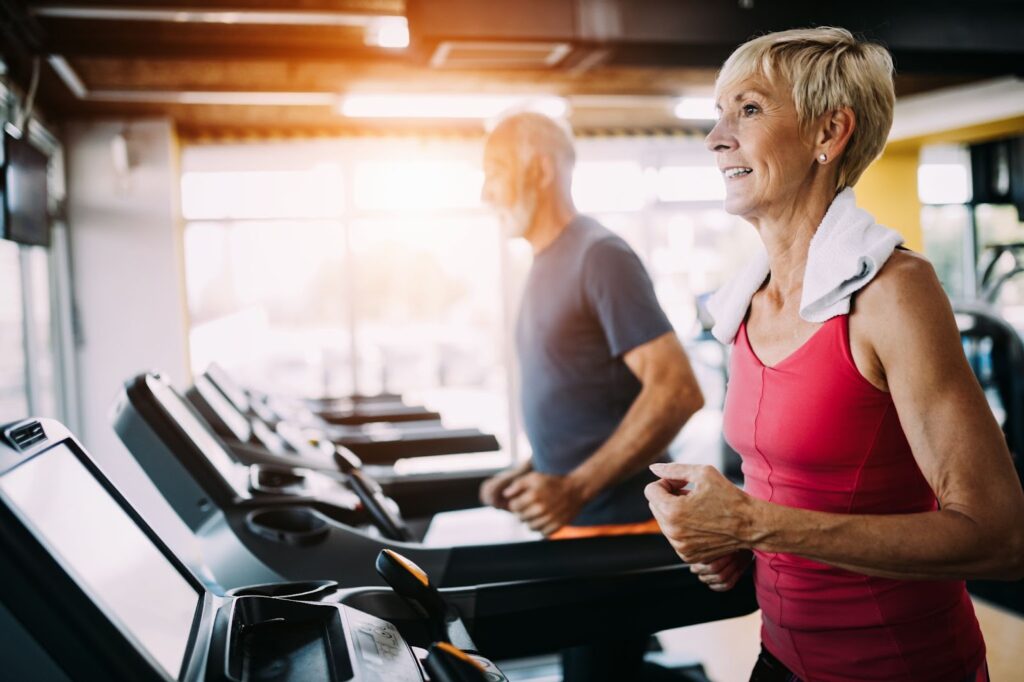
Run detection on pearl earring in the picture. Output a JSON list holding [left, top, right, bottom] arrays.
[[818, 153, 828, 163]]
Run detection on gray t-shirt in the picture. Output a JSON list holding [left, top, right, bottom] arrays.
[[516, 215, 674, 525]]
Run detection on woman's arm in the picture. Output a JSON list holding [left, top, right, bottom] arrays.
[[646, 254, 1024, 581]]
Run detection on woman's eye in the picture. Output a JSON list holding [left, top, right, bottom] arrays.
[[742, 104, 760, 116]]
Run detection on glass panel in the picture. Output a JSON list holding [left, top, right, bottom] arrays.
[[572, 161, 647, 213], [647, 207, 760, 351], [645, 208, 761, 467], [656, 166, 726, 203], [975, 204, 1024, 330], [353, 161, 482, 211], [0, 240, 28, 422], [349, 215, 509, 447], [976, 203, 1024, 246], [183, 219, 351, 396], [921, 204, 971, 299], [181, 166, 344, 220]]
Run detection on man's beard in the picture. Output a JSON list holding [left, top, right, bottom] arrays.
[[499, 176, 538, 239]]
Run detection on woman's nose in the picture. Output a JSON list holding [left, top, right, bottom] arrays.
[[705, 118, 735, 153]]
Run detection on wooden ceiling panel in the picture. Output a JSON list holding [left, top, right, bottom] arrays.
[[69, 57, 718, 95], [38, 18, 387, 60], [64, 99, 702, 139], [66, 55, 973, 99], [61, 99, 484, 135]]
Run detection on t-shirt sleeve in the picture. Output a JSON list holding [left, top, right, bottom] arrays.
[[582, 237, 674, 357]]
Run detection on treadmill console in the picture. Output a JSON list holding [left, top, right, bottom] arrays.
[[117, 374, 412, 541], [0, 419, 499, 681], [0, 436, 201, 678]]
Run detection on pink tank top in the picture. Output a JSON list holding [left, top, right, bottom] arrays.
[[723, 315, 985, 681]]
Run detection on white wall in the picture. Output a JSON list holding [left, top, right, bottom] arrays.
[[64, 118, 197, 558]]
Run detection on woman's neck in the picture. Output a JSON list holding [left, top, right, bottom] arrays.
[[753, 189, 837, 305]]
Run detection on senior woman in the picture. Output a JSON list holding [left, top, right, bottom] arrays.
[[645, 27, 1024, 682]]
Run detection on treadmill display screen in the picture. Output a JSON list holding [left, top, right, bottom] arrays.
[[146, 375, 244, 489], [0, 443, 201, 678]]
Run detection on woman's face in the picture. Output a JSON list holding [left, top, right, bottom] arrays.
[[706, 75, 819, 224]]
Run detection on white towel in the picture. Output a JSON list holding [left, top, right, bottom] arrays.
[[706, 188, 904, 344]]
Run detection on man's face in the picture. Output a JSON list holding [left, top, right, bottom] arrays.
[[481, 134, 536, 239]]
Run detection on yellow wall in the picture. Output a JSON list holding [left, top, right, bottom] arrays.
[[856, 149, 923, 252], [857, 115, 1024, 255]]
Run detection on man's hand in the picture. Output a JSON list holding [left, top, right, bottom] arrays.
[[505, 472, 586, 536], [479, 462, 531, 510], [689, 550, 753, 592], [645, 462, 756, 564]]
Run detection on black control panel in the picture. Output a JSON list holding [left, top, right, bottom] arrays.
[[0, 419, 502, 682]]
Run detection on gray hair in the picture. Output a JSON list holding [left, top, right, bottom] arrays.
[[487, 111, 577, 177]]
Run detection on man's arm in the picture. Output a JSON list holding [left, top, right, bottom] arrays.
[[507, 331, 704, 534], [571, 331, 704, 501]]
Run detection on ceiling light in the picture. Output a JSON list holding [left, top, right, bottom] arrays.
[[338, 94, 568, 119], [33, 6, 400, 27], [673, 97, 717, 121], [366, 18, 410, 49]]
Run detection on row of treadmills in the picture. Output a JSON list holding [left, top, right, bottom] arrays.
[[0, 365, 757, 681]]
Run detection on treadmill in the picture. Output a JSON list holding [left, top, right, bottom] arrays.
[[0, 418, 757, 678], [208, 363, 443, 426], [180, 372, 493, 518], [0, 418, 506, 681], [112, 372, 753, 610], [197, 364, 502, 465]]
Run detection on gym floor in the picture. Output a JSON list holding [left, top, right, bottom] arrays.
[[657, 597, 1024, 681]]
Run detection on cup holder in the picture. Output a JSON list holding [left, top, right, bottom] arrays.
[[226, 579, 338, 601], [250, 464, 307, 495], [257, 470, 305, 488], [245, 507, 330, 546]]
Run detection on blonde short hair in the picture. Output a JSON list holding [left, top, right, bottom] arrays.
[[717, 27, 895, 190]]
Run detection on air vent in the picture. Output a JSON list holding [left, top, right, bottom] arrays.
[[8, 421, 45, 451], [430, 41, 571, 68]]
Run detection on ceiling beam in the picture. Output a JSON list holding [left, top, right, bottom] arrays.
[[31, 5, 404, 25], [890, 77, 1024, 142]]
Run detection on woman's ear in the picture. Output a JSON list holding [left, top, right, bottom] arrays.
[[818, 107, 856, 160]]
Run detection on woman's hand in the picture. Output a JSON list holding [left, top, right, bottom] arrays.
[[644, 462, 758, 564], [690, 550, 753, 592]]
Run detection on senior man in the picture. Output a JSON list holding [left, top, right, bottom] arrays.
[[479, 111, 705, 681]]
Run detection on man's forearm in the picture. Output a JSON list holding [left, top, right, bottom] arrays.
[[569, 383, 701, 502]]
